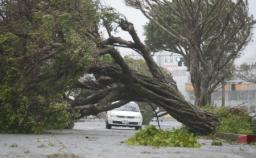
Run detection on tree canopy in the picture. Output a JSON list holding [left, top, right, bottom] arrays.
[[0, 0, 98, 133], [127, 0, 254, 106]]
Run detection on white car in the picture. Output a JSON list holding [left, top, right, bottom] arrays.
[[106, 102, 143, 130]]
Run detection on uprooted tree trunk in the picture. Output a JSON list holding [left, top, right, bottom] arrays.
[[70, 19, 219, 135]]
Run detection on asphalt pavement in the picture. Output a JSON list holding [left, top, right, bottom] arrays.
[[0, 119, 256, 158]]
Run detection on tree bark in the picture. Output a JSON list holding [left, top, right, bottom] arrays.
[[190, 56, 212, 106], [221, 81, 225, 107], [194, 82, 212, 106]]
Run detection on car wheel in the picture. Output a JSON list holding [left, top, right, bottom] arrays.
[[135, 126, 141, 130], [106, 123, 112, 129]]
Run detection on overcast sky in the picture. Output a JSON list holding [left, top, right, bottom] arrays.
[[101, 0, 256, 65]]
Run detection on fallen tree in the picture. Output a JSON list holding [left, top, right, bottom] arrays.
[[70, 18, 219, 135]]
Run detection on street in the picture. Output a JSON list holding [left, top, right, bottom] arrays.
[[0, 119, 256, 158]]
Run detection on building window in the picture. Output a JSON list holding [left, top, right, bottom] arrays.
[[176, 57, 183, 67]]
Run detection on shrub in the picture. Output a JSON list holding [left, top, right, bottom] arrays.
[[204, 106, 253, 134], [0, 97, 75, 134], [126, 125, 201, 147], [251, 117, 256, 134], [218, 113, 252, 134]]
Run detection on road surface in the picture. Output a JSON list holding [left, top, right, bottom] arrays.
[[0, 119, 255, 158]]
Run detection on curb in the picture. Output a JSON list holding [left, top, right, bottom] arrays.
[[216, 133, 256, 144]]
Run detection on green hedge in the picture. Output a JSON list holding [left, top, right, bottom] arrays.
[[205, 106, 253, 134]]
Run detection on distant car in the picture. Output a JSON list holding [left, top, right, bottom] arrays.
[[106, 102, 143, 130], [249, 112, 256, 118], [249, 112, 256, 121]]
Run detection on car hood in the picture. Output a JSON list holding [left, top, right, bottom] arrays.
[[108, 110, 142, 117]]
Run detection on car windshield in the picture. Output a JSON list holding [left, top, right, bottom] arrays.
[[115, 102, 140, 112]]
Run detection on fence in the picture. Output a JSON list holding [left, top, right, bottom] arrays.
[[211, 90, 256, 112]]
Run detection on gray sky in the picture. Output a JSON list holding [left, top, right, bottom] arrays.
[[101, 0, 256, 65], [240, 0, 256, 65]]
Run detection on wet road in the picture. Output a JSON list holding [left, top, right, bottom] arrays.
[[0, 119, 255, 158]]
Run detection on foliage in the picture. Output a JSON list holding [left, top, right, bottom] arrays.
[[0, 0, 97, 133], [236, 63, 256, 83], [205, 106, 253, 134], [251, 117, 256, 134], [211, 140, 223, 146], [0, 100, 76, 133], [124, 57, 152, 77], [44, 103, 78, 130], [126, 125, 201, 147]]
